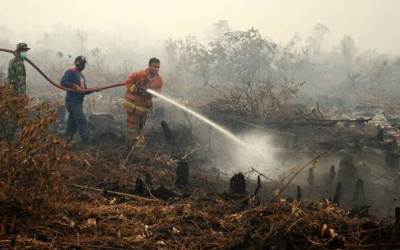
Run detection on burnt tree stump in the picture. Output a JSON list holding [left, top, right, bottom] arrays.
[[307, 168, 314, 197], [296, 185, 302, 201], [175, 161, 189, 187], [229, 172, 246, 195], [337, 155, 358, 197], [352, 179, 366, 205], [332, 182, 343, 205], [161, 120, 174, 142], [153, 184, 177, 200], [135, 178, 146, 195], [327, 165, 336, 197], [253, 175, 261, 196]]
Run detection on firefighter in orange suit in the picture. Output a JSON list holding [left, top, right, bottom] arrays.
[[123, 58, 163, 146]]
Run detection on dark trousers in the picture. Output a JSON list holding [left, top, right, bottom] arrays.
[[65, 101, 88, 141]]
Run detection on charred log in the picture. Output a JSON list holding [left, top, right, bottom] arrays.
[[229, 172, 246, 195], [161, 120, 174, 142], [332, 182, 342, 205], [135, 178, 146, 195], [296, 185, 302, 201], [175, 161, 189, 187]]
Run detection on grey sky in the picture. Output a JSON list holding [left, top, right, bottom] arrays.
[[0, 0, 399, 53]]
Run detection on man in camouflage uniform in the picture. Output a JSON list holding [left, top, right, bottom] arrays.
[[1, 43, 30, 139], [7, 42, 30, 96]]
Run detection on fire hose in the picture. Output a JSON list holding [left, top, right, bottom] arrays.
[[0, 48, 125, 93]]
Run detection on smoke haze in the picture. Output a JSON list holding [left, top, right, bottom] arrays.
[[1, 0, 400, 53]]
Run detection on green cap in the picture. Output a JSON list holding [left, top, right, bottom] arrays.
[[16, 42, 30, 52]]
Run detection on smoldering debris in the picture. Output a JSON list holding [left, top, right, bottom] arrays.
[[2, 85, 400, 249]]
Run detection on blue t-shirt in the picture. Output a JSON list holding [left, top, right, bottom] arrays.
[[60, 68, 87, 103]]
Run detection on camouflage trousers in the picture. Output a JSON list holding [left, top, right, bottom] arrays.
[[10, 82, 26, 96], [0, 117, 18, 140]]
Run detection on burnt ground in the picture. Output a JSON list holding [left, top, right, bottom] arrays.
[[2, 104, 400, 249]]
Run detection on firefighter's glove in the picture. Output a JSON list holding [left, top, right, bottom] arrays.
[[128, 84, 137, 93], [137, 86, 151, 97]]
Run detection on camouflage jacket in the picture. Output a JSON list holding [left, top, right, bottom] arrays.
[[7, 56, 26, 95]]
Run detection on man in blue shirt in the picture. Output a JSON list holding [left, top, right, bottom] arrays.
[[60, 56, 96, 143]]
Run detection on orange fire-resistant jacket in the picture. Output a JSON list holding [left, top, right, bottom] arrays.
[[124, 68, 163, 114]]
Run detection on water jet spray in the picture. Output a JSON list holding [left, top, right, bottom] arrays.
[[147, 89, 271, 169]]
